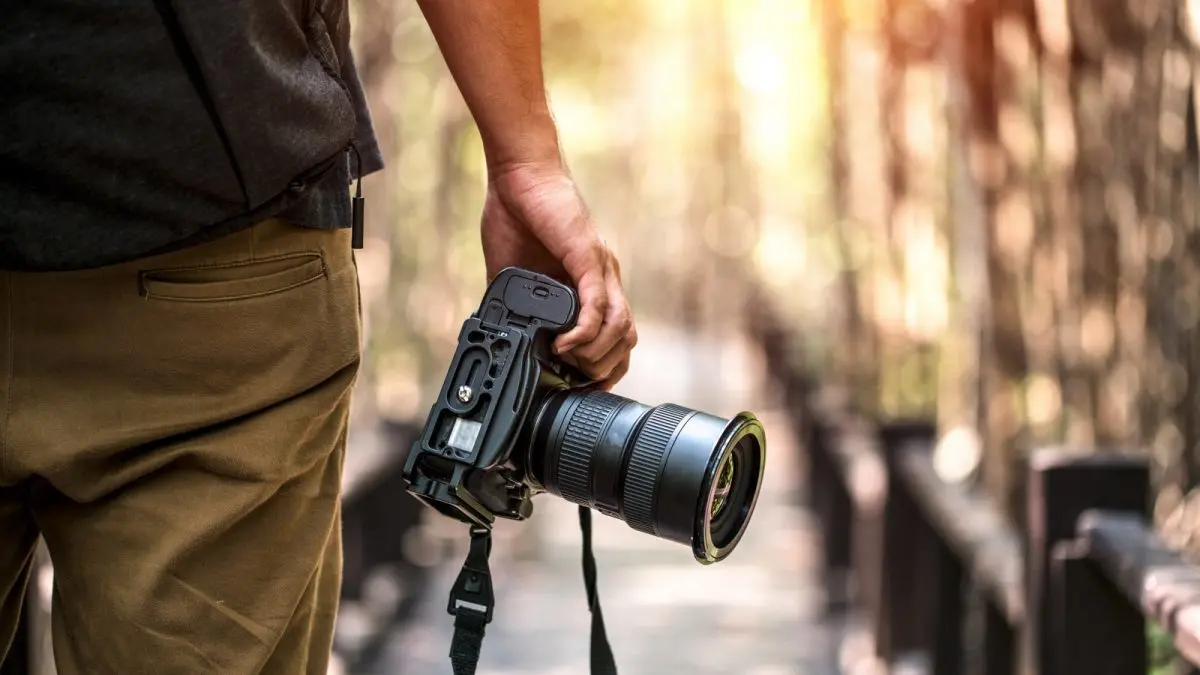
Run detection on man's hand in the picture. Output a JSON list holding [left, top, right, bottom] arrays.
[[482, 159, 636, 390], [415, 0, 638, 388]]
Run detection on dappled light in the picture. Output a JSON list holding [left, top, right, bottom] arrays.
[[332, 0, 1200, 671], [11, 0, 1200, 673]]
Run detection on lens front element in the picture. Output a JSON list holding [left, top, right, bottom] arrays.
[[710, 453, 736, 520], [695, 419, 764, 562]]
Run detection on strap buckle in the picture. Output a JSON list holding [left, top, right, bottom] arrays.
[[447, 526, 494, 623]]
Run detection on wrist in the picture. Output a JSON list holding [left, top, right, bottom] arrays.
[[481, 109, 565, 175]]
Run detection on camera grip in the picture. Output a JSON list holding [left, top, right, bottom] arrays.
[[477, 267, 578, 334]]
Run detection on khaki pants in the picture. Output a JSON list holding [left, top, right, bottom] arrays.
[[0, 220, 361, 674]]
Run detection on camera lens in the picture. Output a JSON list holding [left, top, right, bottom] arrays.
[[526, 389, 766, 564], [711, 454, 735, 519]]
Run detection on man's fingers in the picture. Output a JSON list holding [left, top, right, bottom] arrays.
[[595, 356, 631, 392], [554, 269, 605, 354], [564, 250, 638, 385], [543, 235, 636, 388], [553, 240, 608, 354], [570, 260, 629, 364], [581, 323, 637, 383]]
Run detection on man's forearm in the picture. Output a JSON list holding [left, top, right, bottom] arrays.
[[416, 0, 562, 170]]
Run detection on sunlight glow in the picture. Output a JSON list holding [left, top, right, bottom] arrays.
[[735, 46, 787, 96], [1025, 374, 1063, 426], [1186, 0, 1200, 47], [754, 220, 808, 287], [900, 202, 950, 339], [933, 425, 982, 483], [546, 82, 609, 155]]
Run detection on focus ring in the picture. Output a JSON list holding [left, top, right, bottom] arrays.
[[556, 391, 624, 506], [622, 404, 691, 535]]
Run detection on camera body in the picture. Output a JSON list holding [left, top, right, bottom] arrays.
[[405, 266, 767, 565], [402, 267, 583, 529]]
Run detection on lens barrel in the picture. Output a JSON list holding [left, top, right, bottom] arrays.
[[527, 389, 766, 564]]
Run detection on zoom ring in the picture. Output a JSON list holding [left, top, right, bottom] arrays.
[[556, 391, 625, 506], [622, 404, 691, 535]]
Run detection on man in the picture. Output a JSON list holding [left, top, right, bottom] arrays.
[[0, 1, 638, 673]]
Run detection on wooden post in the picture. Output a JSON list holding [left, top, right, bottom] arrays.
[[1049, 539, 1146, 674], [810, 416, 852, 613], [875, 419, 938, 660], [981, 599, 1015, 675], [931, 538, 965, 675], [1024, 449, 1149, 675]]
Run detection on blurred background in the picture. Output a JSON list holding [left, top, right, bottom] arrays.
[[330, 0, 1200, 672], [9, 0, 1200, 673]]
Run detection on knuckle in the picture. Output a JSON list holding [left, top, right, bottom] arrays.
[[572, 340, 603, 360], [584, 293, 608, 318], [618, 311, 634, 334], [585, 239, 607, 265], [608, 363, 629, 384], [582, 308, 604, 330], [573, 348, 599, 364]]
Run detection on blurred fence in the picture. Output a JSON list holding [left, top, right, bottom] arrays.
[[804, 0, 1200, 670], [751, 299, 1200, 674]]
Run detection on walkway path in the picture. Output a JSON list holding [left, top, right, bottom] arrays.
[[356, 323, 842, 675]]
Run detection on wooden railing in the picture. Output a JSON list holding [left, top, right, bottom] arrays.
[[802, 399, 1200, 674], [744, 301, 1200, 675]]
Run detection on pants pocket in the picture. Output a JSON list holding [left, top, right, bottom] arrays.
[[139, 252, 326, 302]]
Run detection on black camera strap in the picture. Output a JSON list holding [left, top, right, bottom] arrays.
[[578, 505, 619, 674], [445, 507, 618, 674], [447, 526, 493, 675]]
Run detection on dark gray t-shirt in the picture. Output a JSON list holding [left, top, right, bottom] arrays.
[[0, 0, 354, 271]]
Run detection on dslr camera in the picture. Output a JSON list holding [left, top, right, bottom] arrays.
[[402, 267, 766, 563]]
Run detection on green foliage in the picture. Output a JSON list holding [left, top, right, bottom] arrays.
[[1148, 622, 1178, 675]]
